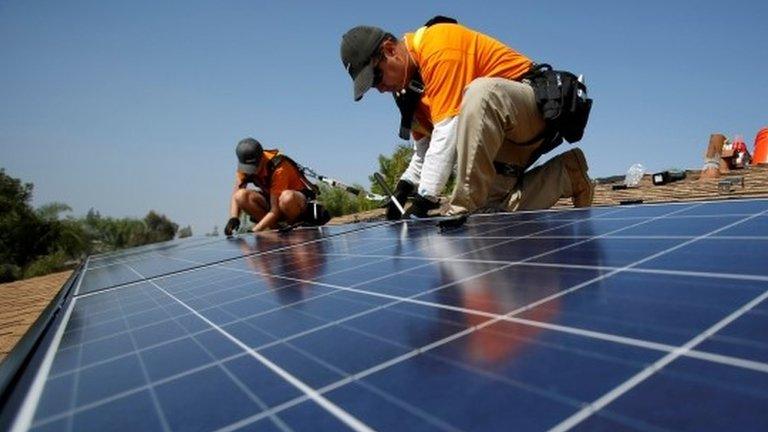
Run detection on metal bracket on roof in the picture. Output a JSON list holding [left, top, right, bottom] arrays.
[[718, 176, 745, 193]]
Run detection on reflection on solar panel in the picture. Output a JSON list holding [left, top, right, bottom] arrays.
[[2, 199, 768, 431]]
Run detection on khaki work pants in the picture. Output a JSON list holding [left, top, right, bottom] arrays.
[[448, 77, 575, 215]]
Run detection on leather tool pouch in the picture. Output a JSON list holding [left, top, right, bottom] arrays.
[[523, 64, 593, 144]]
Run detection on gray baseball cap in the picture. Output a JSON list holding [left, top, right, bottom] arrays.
[[235, 138, 263, 174], [340, 26, 387, 101]]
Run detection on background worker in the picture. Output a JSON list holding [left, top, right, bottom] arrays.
[[224, 137, 330, 234], [340, 17, 594, 219]]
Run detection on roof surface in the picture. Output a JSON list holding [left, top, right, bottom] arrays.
[[0, 271, 72, 362], [328, 165, 768, 224], [555, 165, 768, 207]]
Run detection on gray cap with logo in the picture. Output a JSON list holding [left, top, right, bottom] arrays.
[[340, 26, 387, 101]]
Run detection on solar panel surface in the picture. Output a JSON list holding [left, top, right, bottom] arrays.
[[6, 199, 768, 431]]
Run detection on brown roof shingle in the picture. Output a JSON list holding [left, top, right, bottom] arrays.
[[0, 270, 71, 363], [555, 165, 768, 207]]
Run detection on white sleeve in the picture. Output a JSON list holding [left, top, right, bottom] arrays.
[[417, 115, 458, 197], [400, 136, 430, 186]]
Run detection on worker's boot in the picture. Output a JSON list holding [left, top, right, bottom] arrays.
[[562, 148, 594, 207]]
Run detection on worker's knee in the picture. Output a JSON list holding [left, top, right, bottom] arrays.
[[234, 189, 267, 209], [278, 190, 305, 219], [278, 190, 294, 208], [233, 188, 251, 206]]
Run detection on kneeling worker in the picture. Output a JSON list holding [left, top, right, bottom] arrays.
[[340, 18, 594, 219], [224, 138, 330, 235]]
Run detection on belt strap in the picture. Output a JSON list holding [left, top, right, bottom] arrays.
[[493, 161, 525, 177]]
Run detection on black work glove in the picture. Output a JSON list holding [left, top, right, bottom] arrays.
[[224, 217, 241, 236], [386, 180, 415, 220], [410, 194, 440, 218]]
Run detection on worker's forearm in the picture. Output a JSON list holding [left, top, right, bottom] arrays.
[[229, 195, 241, 218], [253, 211, 280, 232], [418, 116, 458, 197], [400, 136, 429, 186]]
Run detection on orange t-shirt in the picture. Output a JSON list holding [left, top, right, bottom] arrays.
[[404, 23, 533, 138], [236, 150, 307, 201]]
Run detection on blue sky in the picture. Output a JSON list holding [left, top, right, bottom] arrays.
[[1, 0, 766, 234]]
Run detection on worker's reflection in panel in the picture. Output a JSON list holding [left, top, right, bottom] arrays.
[[407, 222, 602, 365], [234, 231, 328, 305]]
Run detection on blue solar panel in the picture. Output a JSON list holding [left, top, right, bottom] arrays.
[[3, 199, 768, 431], [77, 223, 385, 294]]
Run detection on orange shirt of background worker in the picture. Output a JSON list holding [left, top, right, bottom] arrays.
[[234, 150, 307, 201]]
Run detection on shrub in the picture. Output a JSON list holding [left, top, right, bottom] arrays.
[[22, 250, 69, 279], [318, 183, 379, 217]]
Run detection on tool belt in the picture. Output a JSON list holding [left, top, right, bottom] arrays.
[[495, 64, 593, 178], [521, 64, 593, 145], [493, 161, 525, 178]]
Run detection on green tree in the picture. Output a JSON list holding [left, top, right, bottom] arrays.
[[105, 219, 137, 249], [178, 225, 193, 238], [22, 250, 69, 279], [82, 209, 179, 249], [0, 169, 57, 281], [36, 202, 90, 258], [367, 144, 455, 197], [139, 211, 179, 244], [318, 183, 378, 217], [0, 170, 187, 281], [368, 144, 414, 195], [36, 202, 72, 221]]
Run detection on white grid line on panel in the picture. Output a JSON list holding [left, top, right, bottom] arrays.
[[550, 288, 768, 432], [133, 268, 376, 432], [548, 208, 768, 431]]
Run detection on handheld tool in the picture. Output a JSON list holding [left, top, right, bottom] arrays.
[[373, 172, 410, 218]]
